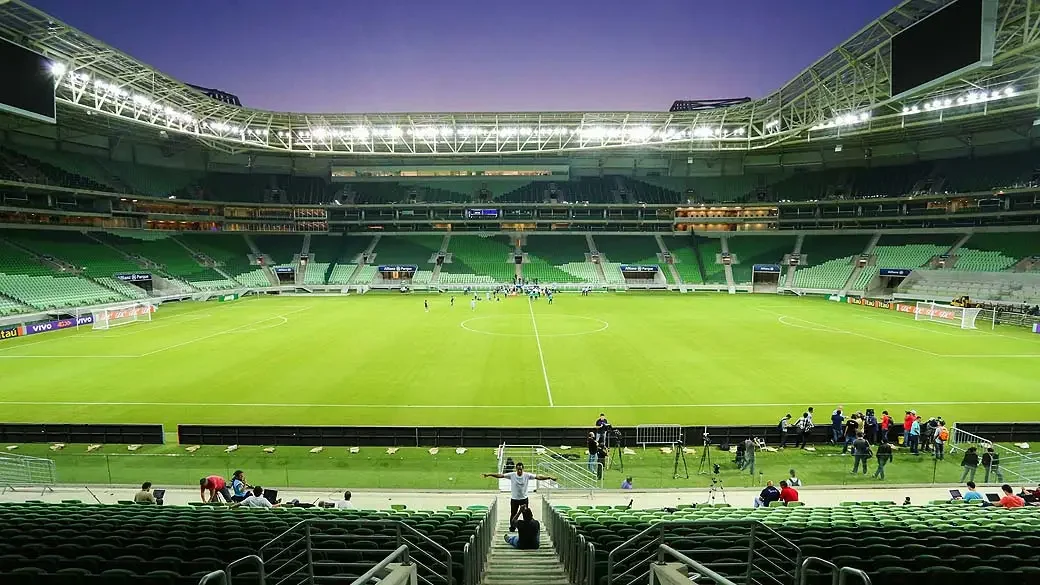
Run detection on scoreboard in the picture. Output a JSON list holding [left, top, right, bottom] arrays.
[[465, 209, 500, 219]]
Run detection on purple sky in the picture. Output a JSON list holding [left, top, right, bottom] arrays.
[[32, 0, 899, 113]]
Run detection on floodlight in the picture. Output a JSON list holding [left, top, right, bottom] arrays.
[[49, 62, 66, 77]]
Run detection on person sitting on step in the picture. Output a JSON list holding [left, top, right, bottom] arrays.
[[504, 504, 540, 549]]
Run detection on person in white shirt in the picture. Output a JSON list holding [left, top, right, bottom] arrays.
[[787, 469, 802, 487], [330, 490, 355, 509], [483, 462, 556, 532], [237, 486, 279, 508]]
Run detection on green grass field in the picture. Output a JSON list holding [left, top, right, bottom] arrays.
[[2, 292, 1037, 429]]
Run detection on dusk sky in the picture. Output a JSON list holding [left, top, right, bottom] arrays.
[[32, 0, 900, 113]]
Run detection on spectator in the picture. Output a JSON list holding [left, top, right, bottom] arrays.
[[787, 469, 802, 487], [778, 413, 792, 448], [595, 413, 610, 442], [909, 416, 921, 455], [739, 437, 757, 475], [200, 475, 232, 503], [230, 470, 251, 503], [322, 491, 355, 509], [851, 432, 872, 474], [903, 410, 915, 447], [960, 447, 980, 483], [621, 477, 633, 490], [595, 441, 608, 480], [239, 486, 279, 508], [778, 480, 799, 505], [505, 505, 540, 549], [963, 481, 984, 502], [134, 481, 156, 505], [483, 462, 556, 532], [922, 418, 938, 453], [997, 484, 1025, 508], [830, 408, 845, 445], [754, 481, 781, 508], [879, 410, 892, 444], [983, 447, 1004, 483], [793, 412, 813, 449], [933, 421, 948, 461], [586, 432, 598, 473], [841, 414, 860, 454], [873, 441, 893, 480]]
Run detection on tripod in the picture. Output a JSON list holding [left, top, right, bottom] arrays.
[[609, 433, 625, 473], [705, 472, 727, 505], [672, 442, 689, 479], [697, 437, 714, 475]]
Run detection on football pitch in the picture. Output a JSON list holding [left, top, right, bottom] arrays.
[[1, 292, 1037, 430]]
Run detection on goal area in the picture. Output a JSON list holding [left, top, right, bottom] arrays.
[[91, 302, 156, 330], [914, 301, 982, 329]]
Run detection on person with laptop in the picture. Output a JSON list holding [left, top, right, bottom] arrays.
[[237, 486, 281, 508], [961, 481, 984, 502], [134, 481, 156, 505], [996, 484, 1026, 508]]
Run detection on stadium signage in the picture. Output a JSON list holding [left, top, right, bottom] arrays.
[[619, 265, 659, 273], [0, 326, 20, 341], [377, 265, 418, 273], [752, 264, 782, 273], [18, 315, 93, 337], [846, 297, 892, 310], [465, 208, 500, 218], [879, 268, 912, 277], [273, 267, 295, 274], [115, 273, 152, 282]]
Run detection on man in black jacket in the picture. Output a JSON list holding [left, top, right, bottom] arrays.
[[983, 447, 1004, 483], [873, 441, 893, 480], [960, 447, 980, 483]]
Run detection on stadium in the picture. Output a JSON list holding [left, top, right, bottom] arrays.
[[0, 0, 1039, 583]]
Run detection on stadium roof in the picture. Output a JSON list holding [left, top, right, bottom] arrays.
[[1, 0, 1039, 157]]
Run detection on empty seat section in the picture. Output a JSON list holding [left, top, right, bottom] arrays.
[[93, 277, 148, 300], [5, 230, 140, 277], [0, 274, 123, 310], [370, 236, 440, 268], [0, 239, 55, 276], [523, 235, 595, 283], [441, 235, 516, 284], [310, 236, 373, 285], [727, 235, 795, 284], [97, 232, 226, 286], [956, 232, 1038, 271], [854, 234, 958, 290], [792, 234, 870, 289], [663, 236, 704, 284], [253, 236, 303, 265], [594, 235, 672, 283]]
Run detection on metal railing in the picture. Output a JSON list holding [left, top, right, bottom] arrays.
[[498, 444, 601, 490], [635, 425, 683, 449], [950, 425, 1040, 484], [602, 519, 800, 585], [239, 518, 453, 585], [462, 500, 497, 585], [798, 557, 873, 585], [543, 498, 594, 585], [653, 545, 738, 585], [0, 452, 56, 493]]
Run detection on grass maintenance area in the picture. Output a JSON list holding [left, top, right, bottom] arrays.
[[1, 292, 1037, 429]]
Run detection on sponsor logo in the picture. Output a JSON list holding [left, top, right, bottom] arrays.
[[0, 327, 19, 340]]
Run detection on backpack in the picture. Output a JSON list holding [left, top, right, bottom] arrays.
[[939, 427, 949, 441]]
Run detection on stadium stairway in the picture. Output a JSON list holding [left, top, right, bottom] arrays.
[[655, 235, 683, 285], [483, 501, 569, 585]]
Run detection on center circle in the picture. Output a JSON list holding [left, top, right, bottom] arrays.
[[460, 314, 609, 337]]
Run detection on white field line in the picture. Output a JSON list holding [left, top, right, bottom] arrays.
[[4, 400, 1040, 409], [528, 297, 554, 407], [771, 313, 940, 356]]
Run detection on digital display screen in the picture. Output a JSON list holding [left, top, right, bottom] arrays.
[[465, 209, 500, 219], [0, 38, 57, 124], [890, 0, 992, 97]]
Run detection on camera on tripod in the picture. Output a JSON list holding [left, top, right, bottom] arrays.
[[712, 463, 720, 475]]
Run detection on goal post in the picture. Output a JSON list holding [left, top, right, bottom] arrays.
[[91, 302, 156, 331], [913, 301, 982, 329]]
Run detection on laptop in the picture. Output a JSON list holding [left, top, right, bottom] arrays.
[[985, 493, 1001, 502], [263, 489, 279, 505], [151, 489, 165, 506], [948, 489, 962, 499]]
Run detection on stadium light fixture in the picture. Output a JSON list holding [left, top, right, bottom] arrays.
[[903, 86, 1016, 117], [49, 62, 66, 77]]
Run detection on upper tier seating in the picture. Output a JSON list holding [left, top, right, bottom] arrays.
[[555, 502, 1040, 585], [0, 502, 490, 585], [0, 240, 55, 277], [93, 277, 149, 300], [955, 232, 1039, 271], [98, 232, 225, 284]]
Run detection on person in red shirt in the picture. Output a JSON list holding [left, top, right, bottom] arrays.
[[879, 410, 892, 444], [200, 474, 231, 503], [998, 484, 1025, 508], [778, 480, 799, 505], [903, 411, 915, 447]]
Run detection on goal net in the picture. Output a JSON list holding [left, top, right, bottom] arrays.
[[914, 301, 982, 329], [91, 302, 156, 331]]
